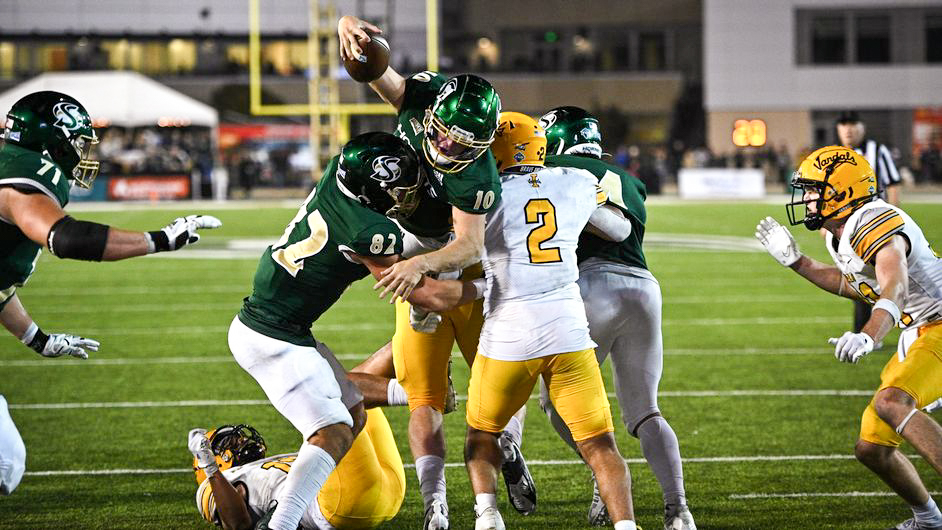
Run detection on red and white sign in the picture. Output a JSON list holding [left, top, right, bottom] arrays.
[[108, 175, 191, 200]]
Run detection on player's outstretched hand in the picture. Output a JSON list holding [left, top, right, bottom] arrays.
[[755, 216, 801, 267], [338, 15, 382, 62], [188, 428, 218, 471], [828, 331, 874, 363], [40, 333, 100, 360], [147, 215, 222, 253], [374, 256, 427, 304]]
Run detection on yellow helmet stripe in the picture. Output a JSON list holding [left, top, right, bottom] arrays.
[[850, 210, 897, 249]]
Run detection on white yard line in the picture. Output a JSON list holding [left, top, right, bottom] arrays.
[[7, 390, 872, 410], [24, 453, 928, 477], [730, 491, 940, 499], [0, 316, 845, 339], [0, 347, 831, 367]]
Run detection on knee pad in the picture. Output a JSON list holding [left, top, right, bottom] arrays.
[[627, 411, 662, 437]]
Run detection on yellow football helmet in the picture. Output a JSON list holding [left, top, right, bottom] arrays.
[[192, 424, 267, 484], [787, 145, 877, 230], [491, 112, 547, 173]]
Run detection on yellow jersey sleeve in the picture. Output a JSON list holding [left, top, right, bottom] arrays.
[[851, 209, 905, 263]]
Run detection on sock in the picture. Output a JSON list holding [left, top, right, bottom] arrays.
[[637, 415, 686, 506], [475, 492, 497, 512], [504, 415, 524, 448], [269, 443, 335, 530], [613, 520, 637, 530], [387, 379, 409, 406], [913, 497, 942, 526], [415, 454, 446, 508]]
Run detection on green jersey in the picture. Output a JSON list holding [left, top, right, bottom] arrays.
[[546, 154, 648, 270], [394, 71, 501, 237], [0, 143, 72, 307], [239, 156, 404, 346]]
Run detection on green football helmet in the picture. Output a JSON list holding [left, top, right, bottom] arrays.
[[422, 74, 501, 173], [3, 91, 99, 188], [539, 106, 602, 159], [336, 131, 424, 220]]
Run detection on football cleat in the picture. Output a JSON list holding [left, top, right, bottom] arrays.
[[889, 518, 942, 530], [588, 476, 611, 526], [444, 360, 457, 414], [499, 432, 537, 515], [665, 503, 697, 530], [474, 505, 505, 530], [424, 498, 450, 530]]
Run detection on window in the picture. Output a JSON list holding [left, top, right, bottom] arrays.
[[639, 32, 665, 71], [855, 16, 889, 63], [928, 16, 942, 62], [811, 16, 846, 64]]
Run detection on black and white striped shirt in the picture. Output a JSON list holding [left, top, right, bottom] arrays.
[[853, 139, 901, 200]]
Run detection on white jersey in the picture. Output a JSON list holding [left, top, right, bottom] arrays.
[[196, 453, 332, 530], [479, 165, 606, 360], [825, 200, 942, 328]]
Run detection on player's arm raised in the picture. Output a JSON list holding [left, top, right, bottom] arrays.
[[337, 15, 406, 111], [189, 429, 253, 530], [0, 188, 220, 261]]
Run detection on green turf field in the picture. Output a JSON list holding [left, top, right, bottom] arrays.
[[1, 199, 940, 529]]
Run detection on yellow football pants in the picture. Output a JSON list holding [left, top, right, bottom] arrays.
[[467, 348, 614, 442], [319, 408, 406, 528], [860, 322, 942, 447], [392, 297, 484, 412]]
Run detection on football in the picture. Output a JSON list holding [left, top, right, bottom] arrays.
[[342, 34, 390, 83]]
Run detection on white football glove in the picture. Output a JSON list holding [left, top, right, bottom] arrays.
[[755, 216, 801, 267], [188, 428, 218, 473], [147, 215, 222, 253], [40, 334, 100, 360], [410, 306, 443, 333], [828, 331, 874, 363]]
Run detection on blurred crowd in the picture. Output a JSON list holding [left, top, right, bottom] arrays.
[[97, 126, 214, 178]]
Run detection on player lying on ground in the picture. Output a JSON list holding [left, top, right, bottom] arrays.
[[538, 106, 696, 530], [338, 16, 534, 529], [189, 411, 404, 529], [0, 90, 220, 495], [756, 145, 942, 530]]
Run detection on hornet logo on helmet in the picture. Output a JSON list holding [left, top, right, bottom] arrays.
[[371, 156, 402, 182], [435, 78, 459, 108], [52, 102, 85, 132], [538, 112, 557, 130]]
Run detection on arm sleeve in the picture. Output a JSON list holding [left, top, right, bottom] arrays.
[[347, 222, 405, 257], [588, 205, 632, 242]]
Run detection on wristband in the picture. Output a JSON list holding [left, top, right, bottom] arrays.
[[146, 231, 169, 253], [21, 323, 49, 354], [202, 461, 220, 478], [873, 298, 902, 326], [470, 278, 486, 300]]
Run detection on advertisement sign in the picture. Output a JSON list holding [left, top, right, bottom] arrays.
[[107, 175, 191, 200], [678, 168, 765, 199], [69, 176, 109, 202]]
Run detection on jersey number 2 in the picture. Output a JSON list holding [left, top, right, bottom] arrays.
[[272, 189, 328, 277], [525, 199, 562, 264]]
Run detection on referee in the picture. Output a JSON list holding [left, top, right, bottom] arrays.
[[835, 110, 903, 337]]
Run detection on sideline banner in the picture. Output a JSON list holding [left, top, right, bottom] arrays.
[[678, 168, 765, 199], [108, 175, 191, 200]]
